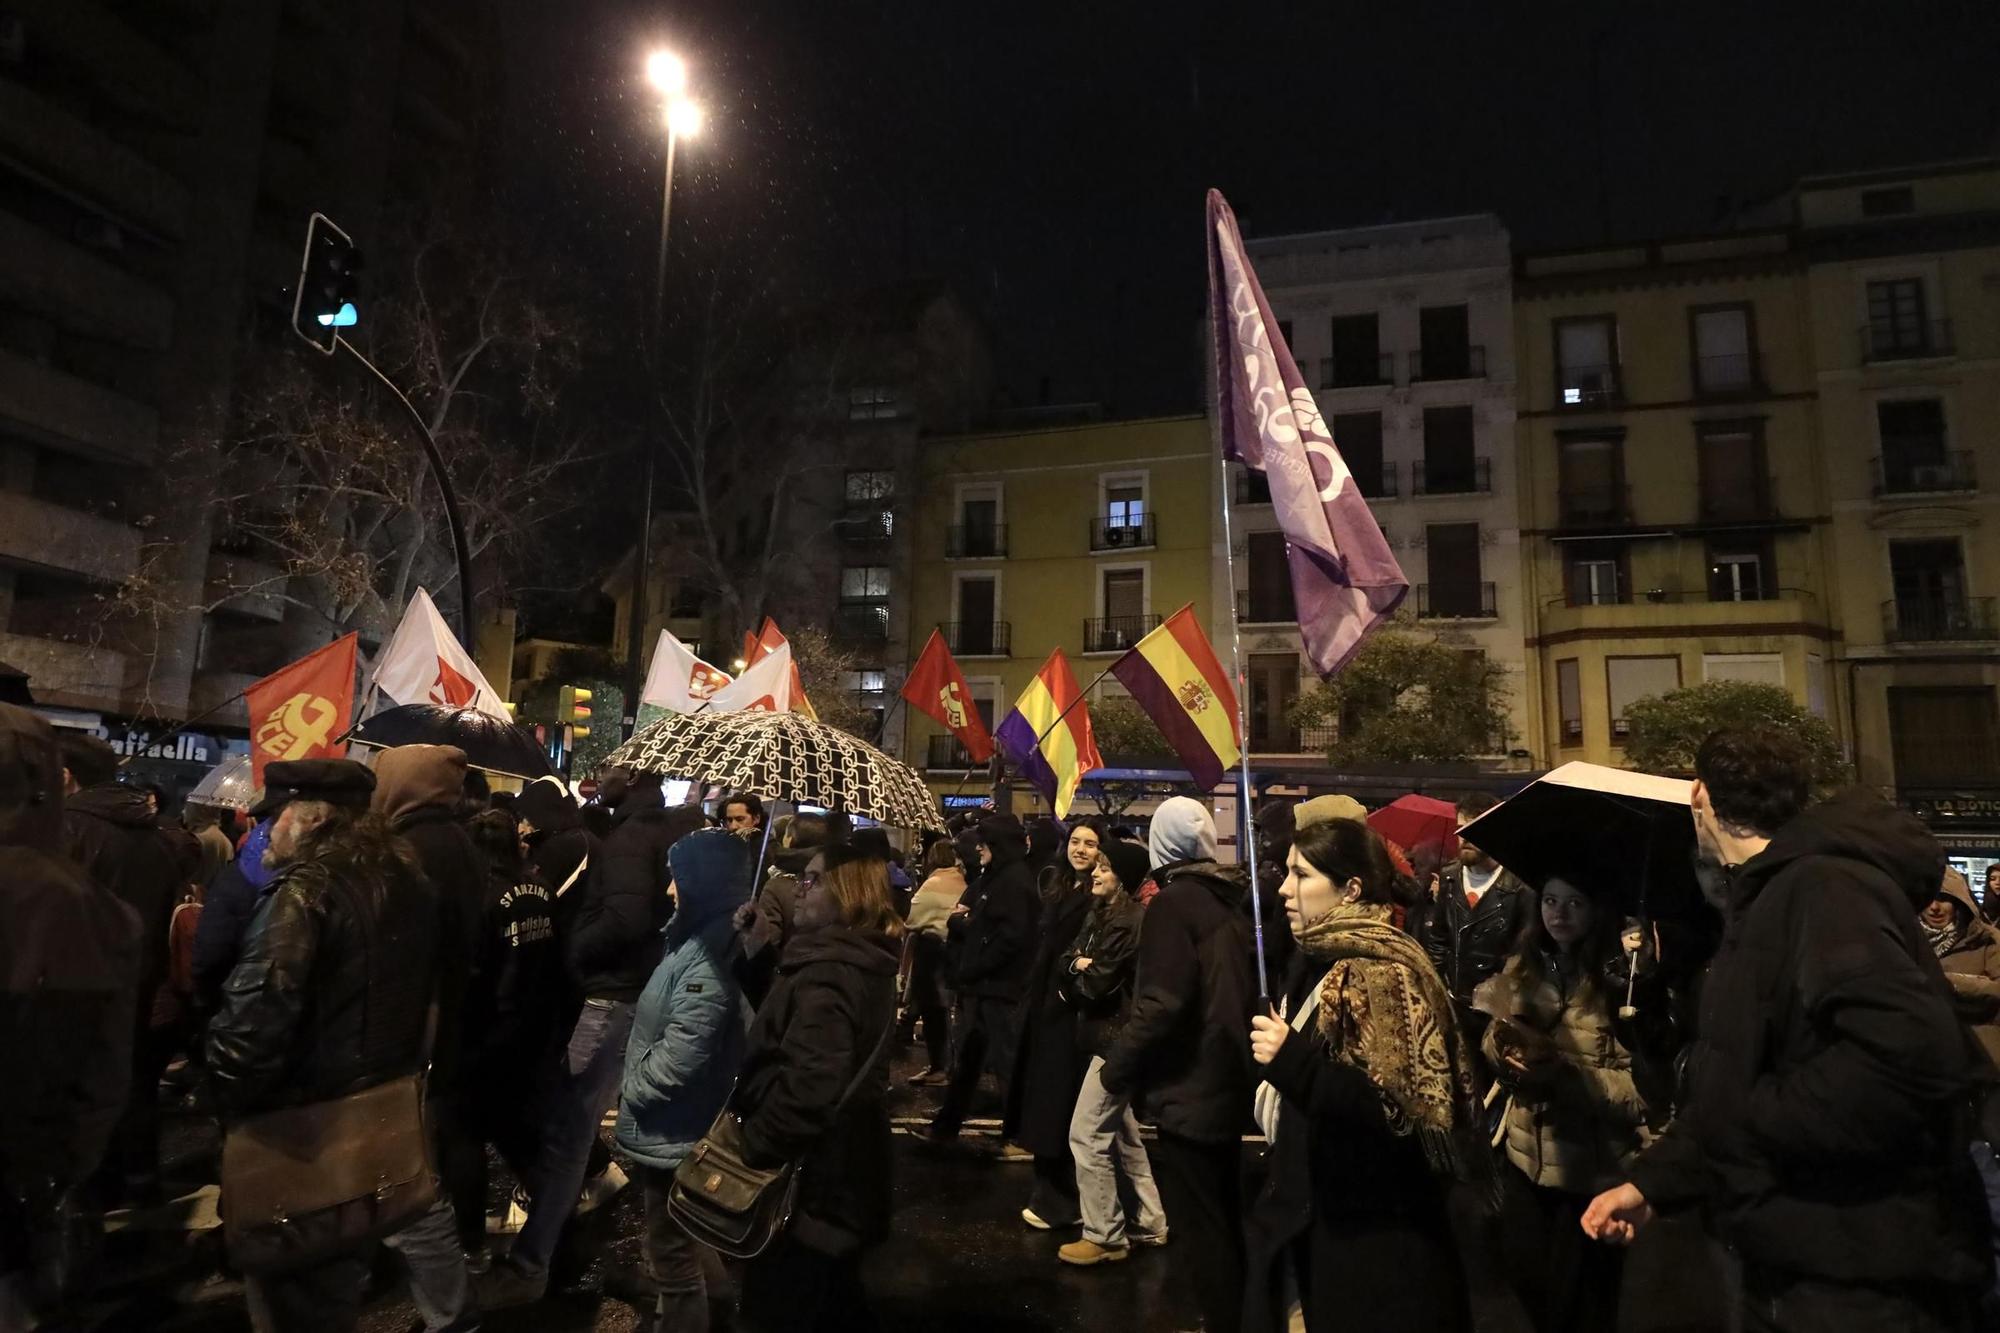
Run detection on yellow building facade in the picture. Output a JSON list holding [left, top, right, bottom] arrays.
[[904, 415, 1219, 810], [1515, 233, 1840, 765]]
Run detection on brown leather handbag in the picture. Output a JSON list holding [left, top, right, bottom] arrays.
[[221, 1010, 439, 1273]]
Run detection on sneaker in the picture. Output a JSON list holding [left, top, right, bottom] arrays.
[[1058, 1239, 1130, 1266], [906, 1067, 950, 1087], [576, 1160, 628, 1215], [475, 1257, 547, 1309], [1021, 1207, 1052, 1231], [995, 1142, 1035, 1163], [1130, 1228, 1170, 1247]]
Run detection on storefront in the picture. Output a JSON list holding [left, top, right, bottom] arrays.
[[32, 705, 250, 815], [1902, 788, 2000, 905]]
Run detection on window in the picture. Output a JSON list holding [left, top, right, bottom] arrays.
[[1276, 319, 1294, 352], [1328, 313, 1383, 387], [1861, 186, 1915, 217], [846, 669, 888, 696], [1424, 523, 1486, 617], [1607, 656, 1681, 739], [1416, 304, 1474, 380], [953, 487, 1003, 558], [1331, 411, 1387, 497], [1102, 568, 1145, 621], [848, 386, 898, 420], [844, 470, 894, 502], [1555, 316, 1618, 405], [840, 565, 890, 602], [668, 583, 705, 618], [1890, 687, 2000, 786], [1876, 399, 1952, 492], [1889, 538, 1969, 638], [954, 576, 999, 655], [1558, 435, 1625, 524], [1866, 278, 1929, 357], [1707, 538, 1771, 602], [1696, 421, 1770, 520], [1702, 654, 1784, 687], [1420, 406, 1478, 494], [1248, 653, 1301, 751], [1691, 304, 1756, 394], [1090, 568, 1149, 652], [1245, 532, 1296, 623], [1566, 542, 1626, 606], [1557, 659, 1583, 745], [1105, 481, 1146, 529]]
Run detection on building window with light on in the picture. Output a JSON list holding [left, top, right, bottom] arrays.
[[845, 470, 895, 502], [848, 386, 899, 420], [1554, 315, 1619, 406]]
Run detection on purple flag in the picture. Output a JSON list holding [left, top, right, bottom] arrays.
[[1207, 189, 1409, 677]]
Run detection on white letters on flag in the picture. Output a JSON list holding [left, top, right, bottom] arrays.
[[640, 630, 734, 713], [706, 643, 794, 714], [371, 588, 511, 720]]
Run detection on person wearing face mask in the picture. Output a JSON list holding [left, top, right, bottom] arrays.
[[1002, 819, 1105, 1226], [1582, 729, 1986, 1332], [1473, 876, 1648, 1332], [1245, 817, 1478, 1333]]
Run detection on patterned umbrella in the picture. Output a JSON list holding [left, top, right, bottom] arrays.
[[604, 709, 945, 832]]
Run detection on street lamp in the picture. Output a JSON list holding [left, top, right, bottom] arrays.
[[624, 49, 705, 738]]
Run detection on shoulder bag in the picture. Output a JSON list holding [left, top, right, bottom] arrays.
[[668, 1017, 894, 1259]]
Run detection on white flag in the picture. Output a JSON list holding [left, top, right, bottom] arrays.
[[371, 588, 511, 720], [706, 642, 794, 714], [639, 630, 734, 713]]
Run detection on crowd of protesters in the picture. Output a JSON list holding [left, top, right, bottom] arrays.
[[6, 699, 2000, 1333]]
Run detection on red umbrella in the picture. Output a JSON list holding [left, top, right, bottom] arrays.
[[1366, 794, 1460, 860]]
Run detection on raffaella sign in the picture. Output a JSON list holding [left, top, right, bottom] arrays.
[[95, 730, 221, 764]]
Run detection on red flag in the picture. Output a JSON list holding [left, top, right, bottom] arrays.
[[245, 634, 359, 787], [743, 619, 817, 720], [902, 629, 994, 763]]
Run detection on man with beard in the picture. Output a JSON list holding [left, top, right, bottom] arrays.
[[1583, 729, 1987, 1331], [1413, 792, 1534, 1007]]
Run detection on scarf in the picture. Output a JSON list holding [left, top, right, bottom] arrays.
[[1923, 915, 1966, 959], [1293, 900, 1486, 1182]]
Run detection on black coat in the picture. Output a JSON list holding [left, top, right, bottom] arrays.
[[1414, 863, 1535, 1004], [463, 859, 562, 1091], [567, 792, 693, 1002], [948, 847, 1039, 1003], [63, 784, 185, 1005], [1099, 860, 1257, 1144], [734, 924, 899, 1254], [1627, 790, 1988, 1288], [390, 805, 487, 1086], [1244, 960, 1470, 1333], [205, 817, 440, 1118], [1059, 894, 1144, 1057], [1004, 883, 1095, 1158]]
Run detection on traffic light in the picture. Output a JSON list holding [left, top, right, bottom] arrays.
[[559, 685, 594, 737], [291, 212, 363, 355]]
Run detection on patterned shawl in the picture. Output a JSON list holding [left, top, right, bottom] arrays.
[[1293, 900, 1486, 1182]]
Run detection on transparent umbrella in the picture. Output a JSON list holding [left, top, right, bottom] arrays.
[[186, 753, 256, 810]]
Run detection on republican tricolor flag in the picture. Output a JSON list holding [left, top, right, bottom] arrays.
[[1108, 605, 1241, 791], [994, 650, 1102, 820]]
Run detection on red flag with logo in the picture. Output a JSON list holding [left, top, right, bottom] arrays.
[[901, 629, 994, 763], [743, 618, 818, 721], [245, 634, 359, 787]]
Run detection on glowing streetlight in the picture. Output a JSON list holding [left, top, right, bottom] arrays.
[[645, 50, 686, 97], [665, 98, 704, 139]]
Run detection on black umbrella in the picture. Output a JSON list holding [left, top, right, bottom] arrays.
[[348, 704, 557, 781], [1457, 761, 1699, 916]]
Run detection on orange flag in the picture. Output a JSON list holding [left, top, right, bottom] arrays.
[[743, 618, 817, 720], [245, 634, 359, 786]]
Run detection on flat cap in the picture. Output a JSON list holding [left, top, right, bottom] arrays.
[[252, 758, 377, 819]]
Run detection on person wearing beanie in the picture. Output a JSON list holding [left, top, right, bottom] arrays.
[[617, 828, 755, 1333], [1102, 795, 1256, 1333], [927, 813, 1040, 1144], [1059, 836, 1169, 1266]]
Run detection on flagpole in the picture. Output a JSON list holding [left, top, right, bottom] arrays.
[[1026, 659, 1124, 750]]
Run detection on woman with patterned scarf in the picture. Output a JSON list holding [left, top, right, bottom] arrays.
[[1244, 817, 1479, 1333]]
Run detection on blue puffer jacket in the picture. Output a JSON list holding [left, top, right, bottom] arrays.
[[615, 829, 754, 1171]]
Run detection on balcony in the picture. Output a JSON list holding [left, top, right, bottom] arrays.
[[833, 601, 889, 643], [833, 506, 894, 545], [927, 734, 982, 770], [1409, 345, 1487, 382], [1862, 319, 1953, 363], [0, 491, 140, 585], [0, 348, 158, 467], [1083, 614, 1161, 654], [0, 79, 189, 240], [946, 524, 1007, 558], [0, 631, 128, 710], [1090, 514, 1156, 552], [1882, 598, 1999, 644], [1556, 363, 1622, 409], [1416, 582, 1498, 620], [1698, 478, 1778, 523], [1693, 353, 1762, 398], [203, 552, 288, 622], [1320, 354, 1394, 390], [1538, 590, 1827, 642], [942, 621, 1010, 658], [1357, 462, 1398, 500], [1558, 485, 1633, 527], [1873, 450, 1977, 498], [0, 209, 173, 351], [1237, 591, 1297, 626], [1411, 457, 1492, 497]]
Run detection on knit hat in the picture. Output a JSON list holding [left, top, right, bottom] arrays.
[[1295, 794, 1367, 831], [1103, 839, 1151, 896], [1147, 797, 1217, 870]]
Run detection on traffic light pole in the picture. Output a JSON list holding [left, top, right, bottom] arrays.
[[335, 334, 477, 642], [624, 125, 681, 740]]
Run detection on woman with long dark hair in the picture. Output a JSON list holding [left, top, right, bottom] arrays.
[[1473, 875, 1648, 1332], [1245, 818, 1478, 1333]]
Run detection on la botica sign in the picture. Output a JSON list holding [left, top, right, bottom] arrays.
[[1902, 788, 2000, 826]]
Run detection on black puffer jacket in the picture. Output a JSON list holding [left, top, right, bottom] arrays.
[[567, 790, 703, 1002], [63, 783, 184, 1005], [1415, 862, 1535, 1004], [205, 815, 440, 1118], [735, 923, 898, 1253], [947, 843, 1038, 1002], [1004, 881, 1095, 1157], [1060, 894, 1144, 1057], [1627, 791, 1987, 1288], [1099, 860, 1257, 1143]]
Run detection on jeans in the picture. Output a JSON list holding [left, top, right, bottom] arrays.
[[511, 997, 634, 1273], [244, 1254, 369, 1333], [640, 1167, 731, 1333], [904, 935, 949, 1070], [931, 996, 1019, 1137], [1067, 1056, 1167, 1248], [1149, 1133, 1244, 1333], [384, 1197, 479, 1331]]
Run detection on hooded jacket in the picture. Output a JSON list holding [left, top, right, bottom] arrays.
[[1148, 797, 1218, 869], [1099, 858, 1257, 1142], [1934, 871, 2000, 1141], [568, 788, 705, 1002], [1626, 790, 1986, 1288], [616, 829, 754, 1171], [192, 819, 276, 1008], [0, 705, 139, 1245], [63, 781, 183, 1006]]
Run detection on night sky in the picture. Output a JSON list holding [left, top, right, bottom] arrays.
[[496, 0, 2000, 416]]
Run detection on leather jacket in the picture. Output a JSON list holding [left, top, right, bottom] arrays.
[[1417, 862, 1535, 1003], [205, 814, 440, 1118]]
